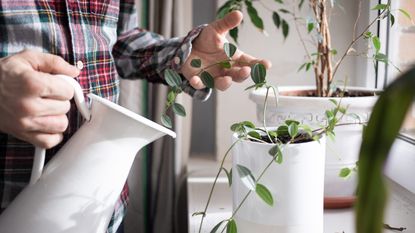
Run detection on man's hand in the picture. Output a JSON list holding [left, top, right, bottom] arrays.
[[0, 50, 80, 148], [181, 11, 272, 91]]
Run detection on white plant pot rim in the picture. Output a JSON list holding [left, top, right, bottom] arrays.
[[232, 132, 323, 148], [249, 86, 380, 110]]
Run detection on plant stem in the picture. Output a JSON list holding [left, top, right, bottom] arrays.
[[263, 86, 273, 143], [332, 8, 389, 78], [197, 138, 242, 233]]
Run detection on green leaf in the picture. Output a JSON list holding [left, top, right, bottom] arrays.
[[339, 106, 347, 114], [331, 49, 338, 55], [172, 103, 186, 117], [372, 36, 381, 53], [226, 219, 237, 233], [191, 59, 202, 68], [164, 69, 182, 87], [297, 63, 307, 72], [364, 31, 373, 39], [224, 42, 237, 58], [298, 0, 305, 8], [325, 110, 335, 121], [339, 167, 352, 178], [222, 168, 233, 187], [300, 124, 313, 138], [288, 123, 299, 138], [201, 71, 215, 88], [248, 131, 261, 139], [348, 113, 362, 123], [220, 61, 232, 69], [374, 53, 388, 63], [305, 62, 312, 71], [329, 99, 338, 106], [242, 121, 256, 129], [251, 63, 266, 84], [275, 0, 283, 3], [192, 211, 206, 217], [245, 1, 264, 30], [167, 90, 176, 103], [371, 4, 388, 11], [307, 21, 314, 33], [161, 114, 172, 128], [399, 9, 412, 20], [210, 220, 227, 233], [285, 119, 300, 126], [272, 11, 281, 28], [256, 183, 274, 206], [277, 125, 289, 136], [268, 144, 283, 164], [230, 27, 239, 44], [281, 20, 289, 39], [236, 164, 256, 191], [390, 14, 395, 27], [356, 66, 415, 233], [279, 9, 291, 14]]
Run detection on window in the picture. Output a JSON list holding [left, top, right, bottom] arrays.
[[385, 0, 415, 138]]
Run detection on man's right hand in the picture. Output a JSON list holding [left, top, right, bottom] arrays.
[[0, 50, 80, 148]]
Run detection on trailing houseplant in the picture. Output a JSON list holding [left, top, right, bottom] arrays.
[[216, 0, 413, 206], [162, 40, 358, 232]]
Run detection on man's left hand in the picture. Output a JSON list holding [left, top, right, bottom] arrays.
[[181, 11, 272, 91]]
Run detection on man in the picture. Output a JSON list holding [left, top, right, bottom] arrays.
[[0, 1, 270, 232]]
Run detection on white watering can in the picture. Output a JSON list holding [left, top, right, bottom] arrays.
[[0, 75, 176, 233]]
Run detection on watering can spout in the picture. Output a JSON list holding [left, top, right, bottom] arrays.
[[0, 75, 176, 233]]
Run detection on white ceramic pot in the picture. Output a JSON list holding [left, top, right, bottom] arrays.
[[232, 134, 326, 233], [0, 75, 176, 233], [249, 86, 378, 203]]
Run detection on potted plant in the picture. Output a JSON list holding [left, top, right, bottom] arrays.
[[217, 0, 412, 207]]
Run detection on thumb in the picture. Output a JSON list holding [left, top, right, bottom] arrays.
[[24, 50, 80, 77], [212, 11, 243, 35]]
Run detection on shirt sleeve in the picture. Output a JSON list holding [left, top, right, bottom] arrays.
[[112, 25, 211, 101]]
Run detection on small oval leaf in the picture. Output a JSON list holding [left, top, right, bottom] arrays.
[[201, 71, 215, 88], [272, 11, 281, 28], [224, 43, 237, 58], [251, 63, 266, 84], [210, 220, 226, 233], [236, 164, 256, 191], [164, 69, 182, 87], [161, 114, 172, 128], [191, 59, 202, 68], [256, 183, 274, 206], [172, 103, 186, 117], [288, 123, 299, 138]]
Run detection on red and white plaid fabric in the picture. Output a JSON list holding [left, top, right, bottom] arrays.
[[0, 0, 206, 232]]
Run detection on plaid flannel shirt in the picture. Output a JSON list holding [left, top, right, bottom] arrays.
[[0, 0, 208, 232]]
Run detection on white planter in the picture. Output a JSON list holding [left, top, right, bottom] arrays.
[[232, 135, 326, 233], [249, 86, 378, 202]]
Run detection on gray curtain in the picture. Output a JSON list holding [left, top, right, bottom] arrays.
[[146, 1, 193, 233], [122, 1, 192, 232]]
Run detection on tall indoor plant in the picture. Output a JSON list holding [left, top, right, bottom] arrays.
[[217, 0, 412, 207]]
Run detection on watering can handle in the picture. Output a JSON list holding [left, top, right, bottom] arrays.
[[29, 75, 91, 185]]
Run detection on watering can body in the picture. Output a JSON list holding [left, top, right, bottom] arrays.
[[0, 76, 175, 233]]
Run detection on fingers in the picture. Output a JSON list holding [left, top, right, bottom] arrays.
[[21, 50, 80, 77], [212, 11, 243, 35], [30, 115, 69, 134], [188, 76, 205, 90], [236, 52, 272, 69], [215, 76, 233, 91], [224, 66, 251, 83], [26, 131, 64, 149], [187, 75, 233, 91], [37, 73, 75, 100]]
